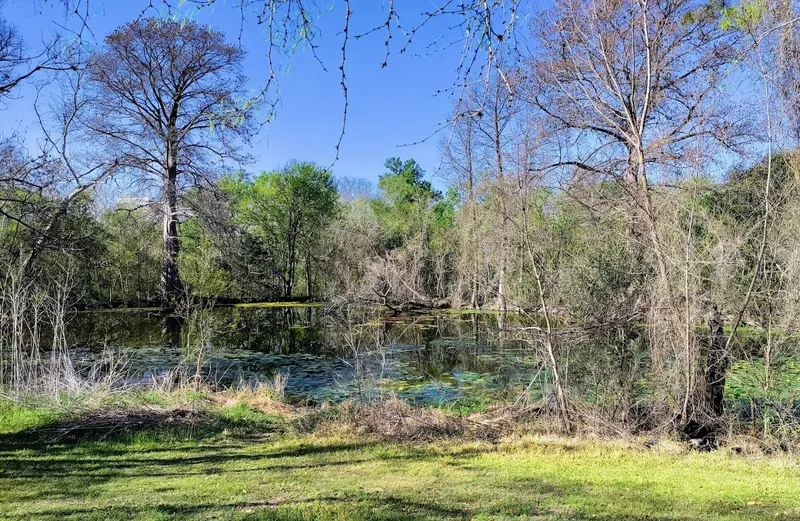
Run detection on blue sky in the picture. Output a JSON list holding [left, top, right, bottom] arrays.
[[1, 0, 520, 187]]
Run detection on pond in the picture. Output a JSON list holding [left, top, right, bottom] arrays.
[[66, 303, 800, 411], [68, 304, 550, 406]]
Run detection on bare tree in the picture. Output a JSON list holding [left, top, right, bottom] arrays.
[[474, 72, 520, 312], [441, 102, 481, 308], [529, 0, 741, 290], [449, 70, 523, 311], [85, 18, 257, 302], [0, 62, 118, 391], [0, 5, 69, 102], [526, 0, 746, 426], [0, 8, 95, 264], [37, 1, 522, 162]]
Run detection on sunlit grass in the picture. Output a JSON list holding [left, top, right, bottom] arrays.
[[229, 301, 323, 309], [1, 403, 799, 521], [0, 399, 61, 434]]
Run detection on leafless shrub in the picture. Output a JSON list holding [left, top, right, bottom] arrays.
[[327, 305, 390, 401], [8, 408, 210, 444], [312, 399, 501, 442]]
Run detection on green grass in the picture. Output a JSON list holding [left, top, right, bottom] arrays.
[[0, 400, 61, 434], [229, 301, 324, 309], [727, 359, 800, 402], [1, 413, 800, 521]]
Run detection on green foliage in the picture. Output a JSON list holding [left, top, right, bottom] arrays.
[[380, 158, 439, 202], [98, 207, 161, 304], [372, 157, 442, 249], [215, 402, 280, 428], [564, 221, 642, 324], [0, 187, 109, 305], [247, 162, 338, 245], [433, 187, 458, 229], [702, 154, 794, 226], [701, 154, 797, 321], [234, 162, 339, 297], [721, 0, 766, 30], [178, 218, 236, 297]]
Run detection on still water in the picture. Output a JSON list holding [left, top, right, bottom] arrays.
[[67, 303, 800, 411], [68, 304, 549, 405]]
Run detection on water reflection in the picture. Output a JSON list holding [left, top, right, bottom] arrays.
[[68, 305, 545, 404], [66, 305, 800, 412]]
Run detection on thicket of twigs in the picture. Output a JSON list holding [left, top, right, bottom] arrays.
[[3, 0, 800, 449]]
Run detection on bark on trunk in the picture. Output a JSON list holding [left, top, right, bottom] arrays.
[[705, 303, 727, 417], [286, 251, 295, 298], [492, 109, 508, 313], [468, 138, 478, 310], [623, 157, 646, 263], [161, 163, 183, 303], [305, 250, 312, 298], [285, 220, 297, 298], [496, 247, 508, 312]]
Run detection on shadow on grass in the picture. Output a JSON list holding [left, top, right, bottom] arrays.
[[2, 496, 473, 521], [1, 488, 736, 521], [0, 438, 397, 512], [0, 440, 395, 479], [1, 421, 796, 521]]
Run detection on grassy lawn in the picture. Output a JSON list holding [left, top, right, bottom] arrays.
[[1, 432, 800, 520], [0, 398, 799, 520]]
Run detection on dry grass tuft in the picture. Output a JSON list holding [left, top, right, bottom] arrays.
[[310, 399, 504, 442], [206, 383, 294, 416]]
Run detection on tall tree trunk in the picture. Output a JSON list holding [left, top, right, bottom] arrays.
[[623, 154, 646, 262], [636, 151, 670, 295], [286, 230, 296, 298], [466, 116, 479, 309], [623, 147, 671, 294], [305, 249, 312, 298], [161, 161, 183, 303], [705, 303, 727, 418], [493, 118, 508, 313], [496, 243, 508, 312]]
